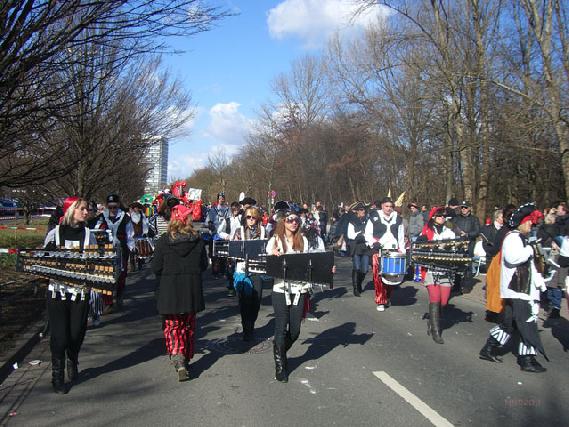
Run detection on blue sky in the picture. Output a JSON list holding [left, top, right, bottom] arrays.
[[162, 0, 387, 180]]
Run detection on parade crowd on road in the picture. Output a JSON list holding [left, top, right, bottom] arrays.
[[37, 188, 569, 393]]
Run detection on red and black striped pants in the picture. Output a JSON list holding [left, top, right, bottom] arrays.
[[162, 313, 196, 360]]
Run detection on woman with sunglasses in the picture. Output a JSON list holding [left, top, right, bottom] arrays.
[[266, 209, 309, 382], [232, 207, 266, 340], [418, 206, 458, 344]]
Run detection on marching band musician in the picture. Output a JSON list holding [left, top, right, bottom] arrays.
[[232, 207, 266, 341], [129, 201, 150, 272], [417, 207, 458, 344], [347, 202, 370, 297], [43, 197, 96, 394], [365, 197, 406, 312], [207, 192, 231, 284], [266, 207, 309, 383], [95, 194, 135, 311], [152, 204, 208, 382], [218, 201, 242, 297], [479, 203, 548, 373]]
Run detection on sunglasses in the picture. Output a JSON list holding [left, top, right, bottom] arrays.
[[435, 214, 446, 218], [108, 205, 119, 209], [285, 216, 300, 224], [246, 215, 257, 220]]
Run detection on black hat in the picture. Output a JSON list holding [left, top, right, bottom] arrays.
[[274, 200, 298, 215], [508, 202, 537, 228], [407, 202, 419, 209], [379, 197, 393, 206], [274, 200, 290, 211], [106, 194, 120, 204], [460, 200, 471, 208], [241, 197, 256, 206], [217, 192, 225, 199], [353, 201, 367, 211], [447, 198, 460, 207], [129, 201, 144, 210], [166, 196, 180, 208]]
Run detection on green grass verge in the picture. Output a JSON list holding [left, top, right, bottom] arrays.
[[0, 229, 45, 249]]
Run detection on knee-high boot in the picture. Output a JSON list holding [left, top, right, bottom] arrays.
[[352, 270, 360, 297], [51, 356, 67, 394], [479, 336, 503, 362], [66, 350, 79, 383], [428, 303, 444, 344], [273, 342, 288, 383]]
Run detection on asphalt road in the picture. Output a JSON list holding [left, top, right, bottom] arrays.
[[1, 257, 568, 427]]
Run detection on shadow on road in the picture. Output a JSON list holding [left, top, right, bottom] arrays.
[[78, 337, 164, 384], [441, 304, 473, 333], [288, 322, 373, 374], [390, 284, 418, 306], [543, 316, 569, 352]]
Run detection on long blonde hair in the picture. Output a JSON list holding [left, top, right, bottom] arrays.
[[168, 217, 197, 239], [274, 217, 304, 252], [62, 198, 87, 226]]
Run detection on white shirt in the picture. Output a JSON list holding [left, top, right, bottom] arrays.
[[500, 231, 546, 301], [266, 235, 311, 302], [364, 210, 406, 253]]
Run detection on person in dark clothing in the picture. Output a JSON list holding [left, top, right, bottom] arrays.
[[346, 202, 370, 296], [481, 209, 504, 261], [47, 205, 64, 233], [554, 202, 569, 236], [152, 204, 208, 382], [446, 198, 460, 219], [451, 201, 481, 240], [451, 201, 481, 294]]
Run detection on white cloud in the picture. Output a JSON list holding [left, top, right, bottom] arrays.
[[168, 154, 208, 180], [203, 102, 252, 145], [267, 0, 389, 48], [168, 103, 254, 180]]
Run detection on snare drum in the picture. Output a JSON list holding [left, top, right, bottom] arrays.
[[381, 251, 406, 285], [135, 238, 154, 258]]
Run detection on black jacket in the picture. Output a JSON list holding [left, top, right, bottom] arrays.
[[481, 224, 500, 258], [152, 233, 208, 315], [451, 214, 480, 239]]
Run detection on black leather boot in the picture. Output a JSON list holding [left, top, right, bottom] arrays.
[[428, 303, 444, 344], [479, 336, 503, 362], [66, 352, 79, 383], [242, 321, 254, 342], [273, 343, 288, 383], [518, 355, 546, 373], [352, 270, 360, 297], [51, 357, 67, 394], [357, 272, 365, 294]]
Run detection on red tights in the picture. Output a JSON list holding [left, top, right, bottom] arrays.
[[426, 285, 451, 307]]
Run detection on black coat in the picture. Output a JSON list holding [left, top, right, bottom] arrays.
[[451, 214, 480, 239], [152, 233, 208, 315]]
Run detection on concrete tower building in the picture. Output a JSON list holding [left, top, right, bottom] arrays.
[[144, 136, 169, 194]]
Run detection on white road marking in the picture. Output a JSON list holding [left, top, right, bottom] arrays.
[[373, 371, 454, 427]]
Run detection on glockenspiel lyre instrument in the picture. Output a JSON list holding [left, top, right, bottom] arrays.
[[410, 238, 473, 273], [15, 244, 119, 295]]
